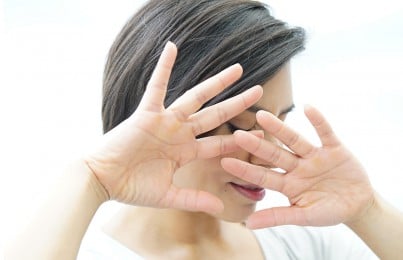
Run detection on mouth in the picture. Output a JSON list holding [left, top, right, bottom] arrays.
[[229, 182, 266, 201]]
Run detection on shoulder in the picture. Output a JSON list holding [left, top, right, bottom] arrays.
[[77, 227, 144, 260], [253, 225, 378, 260]]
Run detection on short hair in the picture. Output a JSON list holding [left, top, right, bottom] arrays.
[[102, 0, 305, 133]]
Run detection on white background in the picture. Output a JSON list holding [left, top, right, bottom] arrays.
[[1, 0, 403, 249]]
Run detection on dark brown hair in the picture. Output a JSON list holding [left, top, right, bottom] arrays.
[[102, 0, 305, 133]]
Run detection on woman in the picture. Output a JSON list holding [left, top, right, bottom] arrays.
[[6, 0, 402, 259]]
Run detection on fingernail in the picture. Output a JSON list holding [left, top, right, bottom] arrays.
[[167, 40, 173, 47], [244, 85, 263, 98], [250, 130, 264, 138], [230, 63, 243, 73], [304, 104, 313, 110], [245, 220, 253, 229]]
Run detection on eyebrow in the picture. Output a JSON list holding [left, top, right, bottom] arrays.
[[247, 104, 295, 116]]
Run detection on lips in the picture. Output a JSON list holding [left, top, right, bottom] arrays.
[[229, 182, 266, 201]]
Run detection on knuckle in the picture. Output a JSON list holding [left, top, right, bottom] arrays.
[[241, 94, 248, 109], [192, 120, 204, 136], [272, 121, 284, 135], [250, 137, 263, 154], [172, 108, 188, 121], [216, 75, 226, 89], [258, 168, 269, 187], [216, 107, 228, 124], [220, 137, 226, 154], [239, 162, 249, 179], [193, 89, 208, 105], [288, 133, 300, 147], [290, 158, 299, 171], [270, 147, 281, 166]]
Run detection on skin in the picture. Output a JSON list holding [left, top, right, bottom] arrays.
[[6, 42, 403, 260], [5, 42, 265, 259], [102, 60, 294, 259], [83, 42, 264, 213], [171, 63, 294, 222], [220, 105, 374, 229]]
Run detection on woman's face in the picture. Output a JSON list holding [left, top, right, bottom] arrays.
[[173, 64, 294, 222]]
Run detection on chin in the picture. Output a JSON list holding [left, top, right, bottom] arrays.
[[214, 203, 257, 223]]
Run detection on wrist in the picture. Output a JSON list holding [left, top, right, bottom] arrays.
[[344, 191, 403, 259], [345, 191, 381, 231], [70, 159, 110, 205]]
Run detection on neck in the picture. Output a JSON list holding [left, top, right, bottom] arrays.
[[104, 205, 228, 250], [103, 205, 264, 259], [150, 208, 223, 243]]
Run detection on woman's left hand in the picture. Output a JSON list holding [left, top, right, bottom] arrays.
[[221, 105, 375, 229]]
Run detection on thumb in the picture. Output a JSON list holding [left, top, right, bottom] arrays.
[[162, 187, 224, 215], [246, 206, 307, 229]]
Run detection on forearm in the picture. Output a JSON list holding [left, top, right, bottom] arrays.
[[6, 159, 109, 260], [346, 192, 403, 260]]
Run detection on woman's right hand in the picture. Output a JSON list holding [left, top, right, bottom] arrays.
[[83, 42, 263, 214]]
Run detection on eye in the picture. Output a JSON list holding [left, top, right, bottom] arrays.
[[279, 110, 293, 122], [278, 114, 287, 122]]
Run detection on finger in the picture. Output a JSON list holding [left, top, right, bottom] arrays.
[[256, 110, 315, 158], [304, 105, 340, 147], [233, 130, 298, 172], [252, 129, 265, 139], [168, 64, 243, 118], [189, 85, 263, 136], [195, 130, 265, 160], [161, 186, 224, 215], [246, 206, 308, 229], [221, 158, 285, 192], [138, 41, 177, 111]]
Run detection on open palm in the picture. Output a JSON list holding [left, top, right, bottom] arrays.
[[84, 42, 263, 214], [221, 106, 374, 228]]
